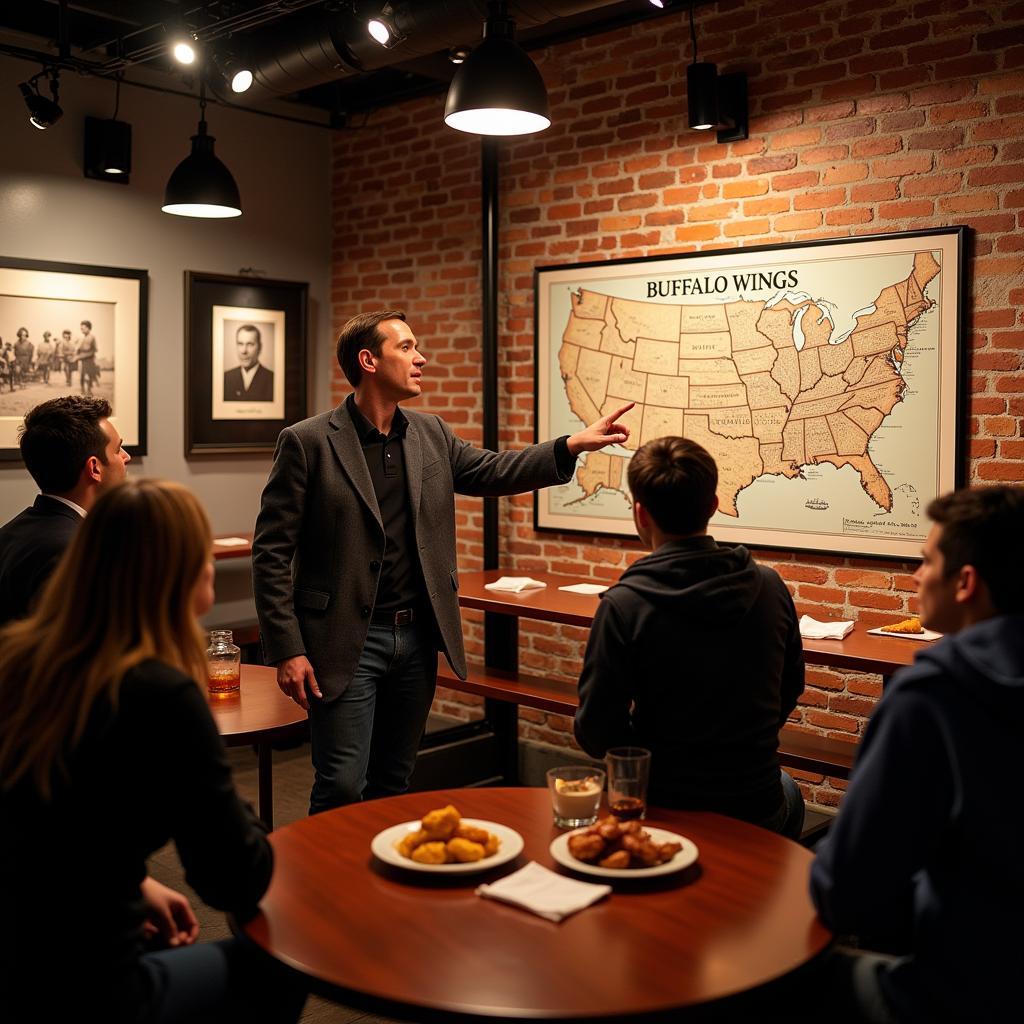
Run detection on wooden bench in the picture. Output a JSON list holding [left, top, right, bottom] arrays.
[[436, 656, 857, 781]]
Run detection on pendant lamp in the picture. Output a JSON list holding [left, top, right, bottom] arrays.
[[444, 2, 550, 137], [162, 76, 241, 218]]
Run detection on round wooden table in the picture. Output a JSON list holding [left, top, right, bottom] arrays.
[[208, 664, 307, 829], [241, 788, 831, 1020]]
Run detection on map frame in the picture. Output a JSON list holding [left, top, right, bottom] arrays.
[[534, 227, 966, 560]]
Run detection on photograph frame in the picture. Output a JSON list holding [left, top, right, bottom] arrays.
[[185, 270, 308, 455], [534, 227, 967, 560], [0, 255, 148, 461]]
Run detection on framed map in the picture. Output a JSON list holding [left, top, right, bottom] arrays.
[[535, 228, 966, 559]]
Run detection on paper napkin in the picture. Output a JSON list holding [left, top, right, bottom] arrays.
[[484, 577, 547, 593], [557, 583, 609, 595], [476, 861, 611, 922], [799, 615, 855, 640]]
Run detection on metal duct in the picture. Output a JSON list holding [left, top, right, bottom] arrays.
[[247, 0, 626, 99]]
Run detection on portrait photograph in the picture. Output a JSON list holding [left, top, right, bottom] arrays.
[[211, 305, 285, 421], [0, 257, 147, 460], [184, 271, 307, 455]]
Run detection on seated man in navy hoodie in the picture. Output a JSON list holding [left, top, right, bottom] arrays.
[[809, 485, 1024, 1024], [574, 436, 805, 835]]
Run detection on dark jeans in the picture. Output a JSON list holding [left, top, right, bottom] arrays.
[[142, 938, 306, 1024], [308, 621, 437, 814]]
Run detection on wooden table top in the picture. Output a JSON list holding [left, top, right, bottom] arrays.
[[212, 533, 254, 561], [208, 664, 307, 746], [241, 788, 830, 1021], [456, 569, 922, 677]]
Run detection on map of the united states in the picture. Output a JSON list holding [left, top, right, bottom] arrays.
[[558, 253, 940, 517]]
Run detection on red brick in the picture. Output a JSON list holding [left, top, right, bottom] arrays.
[[872, 153, 934, 177], [977, 462, 1024, 482]]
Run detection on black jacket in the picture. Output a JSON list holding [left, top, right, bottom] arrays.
[[574, 536, 804, 825], [810, 613, 1024, 1023], [0, 494, 81, 626], [0, 659, 272, 1022]]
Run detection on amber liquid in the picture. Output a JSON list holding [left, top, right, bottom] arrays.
[[609, 797, 645, 821], [207, 663, 240, 694]]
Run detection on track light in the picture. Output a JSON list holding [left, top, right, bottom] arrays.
[[162, 78, 241, 218], [448, 46, 470, 65], [214, 52, 253, 94], [19, 73, 63, 130], [84, 117, 132, 181], [444, 2, 550, 137], [368, 4, 404, 48], [686, 5, 748, 142], [170, 30, 197, 65]]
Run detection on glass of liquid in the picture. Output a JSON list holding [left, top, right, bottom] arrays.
[[206, 629, 241, 695], [605, 747, 651, 820]]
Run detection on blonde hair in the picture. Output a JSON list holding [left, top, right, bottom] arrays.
[[0, 478, 212, 798]]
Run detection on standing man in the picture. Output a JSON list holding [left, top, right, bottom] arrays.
[[573, 437, 805, 835], [13, 328, 33, 386], [253, 310, 632, 813], [808, 486, 1024, 1023], [59, 329, 76, 386], [75, 320, 98, 395], [224, 324, 274, 402], [36, 332, 55, 385], [0, 396, 130, 625]]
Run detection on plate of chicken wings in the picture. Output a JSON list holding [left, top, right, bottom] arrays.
[[549, 815, 699, 879]]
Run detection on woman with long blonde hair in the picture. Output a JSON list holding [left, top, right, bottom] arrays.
[[0, 478, 304, 1023]]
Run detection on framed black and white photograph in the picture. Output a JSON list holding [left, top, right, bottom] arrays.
[[0, 256, 148, 461], [185, 271, 307, 455]]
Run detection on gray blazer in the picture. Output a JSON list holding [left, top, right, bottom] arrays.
[[252, 404, 572, 701]]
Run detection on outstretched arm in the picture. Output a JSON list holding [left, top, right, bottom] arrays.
[[567, 402, 635, 456]]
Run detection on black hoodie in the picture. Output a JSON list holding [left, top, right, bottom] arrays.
[[574, 536, 804, 825], [810, 613, 1024, 1024]]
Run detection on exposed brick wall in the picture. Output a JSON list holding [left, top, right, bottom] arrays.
[[331, 0, 1024, 806]]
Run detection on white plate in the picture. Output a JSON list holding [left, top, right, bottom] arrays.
[[371, 818, 524, 874], [867, 626, 943, 642], [550, 825, 699, 879]]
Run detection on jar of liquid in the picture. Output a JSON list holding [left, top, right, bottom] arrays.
[[206, 629, 241, 694]]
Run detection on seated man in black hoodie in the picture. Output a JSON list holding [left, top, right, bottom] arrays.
[[807, 485, 1024, 1024], [574, 436, 805, 834]]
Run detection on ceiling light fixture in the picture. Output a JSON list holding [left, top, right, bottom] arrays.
[[84, 75, 131, 181], [686, 5, 748, 142], [162, 75, 241, 218], [19, 71, 63, 130], [444, 1, 550, 137], [214, 52, 253, 94], [368, 4, 405, 48], [448, 46, 470, 65], [170, 26, 197, 65]]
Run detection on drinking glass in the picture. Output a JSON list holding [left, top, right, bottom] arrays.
[[546, 766, 605, 828], [605, 747, 651, 820]]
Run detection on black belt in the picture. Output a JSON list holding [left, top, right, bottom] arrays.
[[371, 607, 416, 626]]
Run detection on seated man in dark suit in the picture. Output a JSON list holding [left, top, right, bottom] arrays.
[[806, 486, 1024, 1024], [574, 436, 805, 835], [224, 324, 274, 402], [0, 396, 130, 625]]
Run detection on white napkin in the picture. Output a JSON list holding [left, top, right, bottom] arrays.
[[476, 861, 611, 922], [213, 536, 250, 546], [558, 582, 608, 595], [484, 576, 547, 593], [799, 615, 854, 640]]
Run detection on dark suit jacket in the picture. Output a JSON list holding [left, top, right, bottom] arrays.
[[252, 405, 572, 701], [0, 495, 81, 625], [224, 364, 274, 402]]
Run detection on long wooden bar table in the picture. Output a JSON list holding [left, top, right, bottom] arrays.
[[208, 664, 308, 829], [450, 569, 923, 784]]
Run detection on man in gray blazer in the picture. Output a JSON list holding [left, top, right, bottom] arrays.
[[253, 310, 632, 813]]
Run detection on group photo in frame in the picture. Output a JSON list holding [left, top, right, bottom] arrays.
[[0, 256, 147, 460], [185, 271, 307, 455], [535, 227, 966, 560]]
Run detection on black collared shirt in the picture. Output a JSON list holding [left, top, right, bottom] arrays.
[[346, 394, 422, 613]]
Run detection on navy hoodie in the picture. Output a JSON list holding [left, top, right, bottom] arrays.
[[810, 613, 1024, 1023], [574, 536, 804, 825]]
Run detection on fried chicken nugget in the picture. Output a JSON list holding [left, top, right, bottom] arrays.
[[598, 849, 631, 869], [568, 833, 606, 862], [396, 828, 429, 859], [411, 841, 449, 864], [455, 823, 491, 845], [657, 842, 683, 864], [483, 832, 500, 857], [446, 837, 485, 863], [421, 804, 460, 840]]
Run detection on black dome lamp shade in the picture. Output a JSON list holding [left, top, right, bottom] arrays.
[[444, 3, 550, 137], [162, 78, 241, 218]]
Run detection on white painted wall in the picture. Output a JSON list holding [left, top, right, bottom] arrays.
[[0, 56, 333, 624]]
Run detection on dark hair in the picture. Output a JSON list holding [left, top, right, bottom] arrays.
[[627, 436, 718, 535], [18, 396, 113, 494], [17, 327, 28, 338], [236, 323, 262, 349], [926, 486, 1024, 614], [336, 310, 406, 387], [80, 320, 92, 330]]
